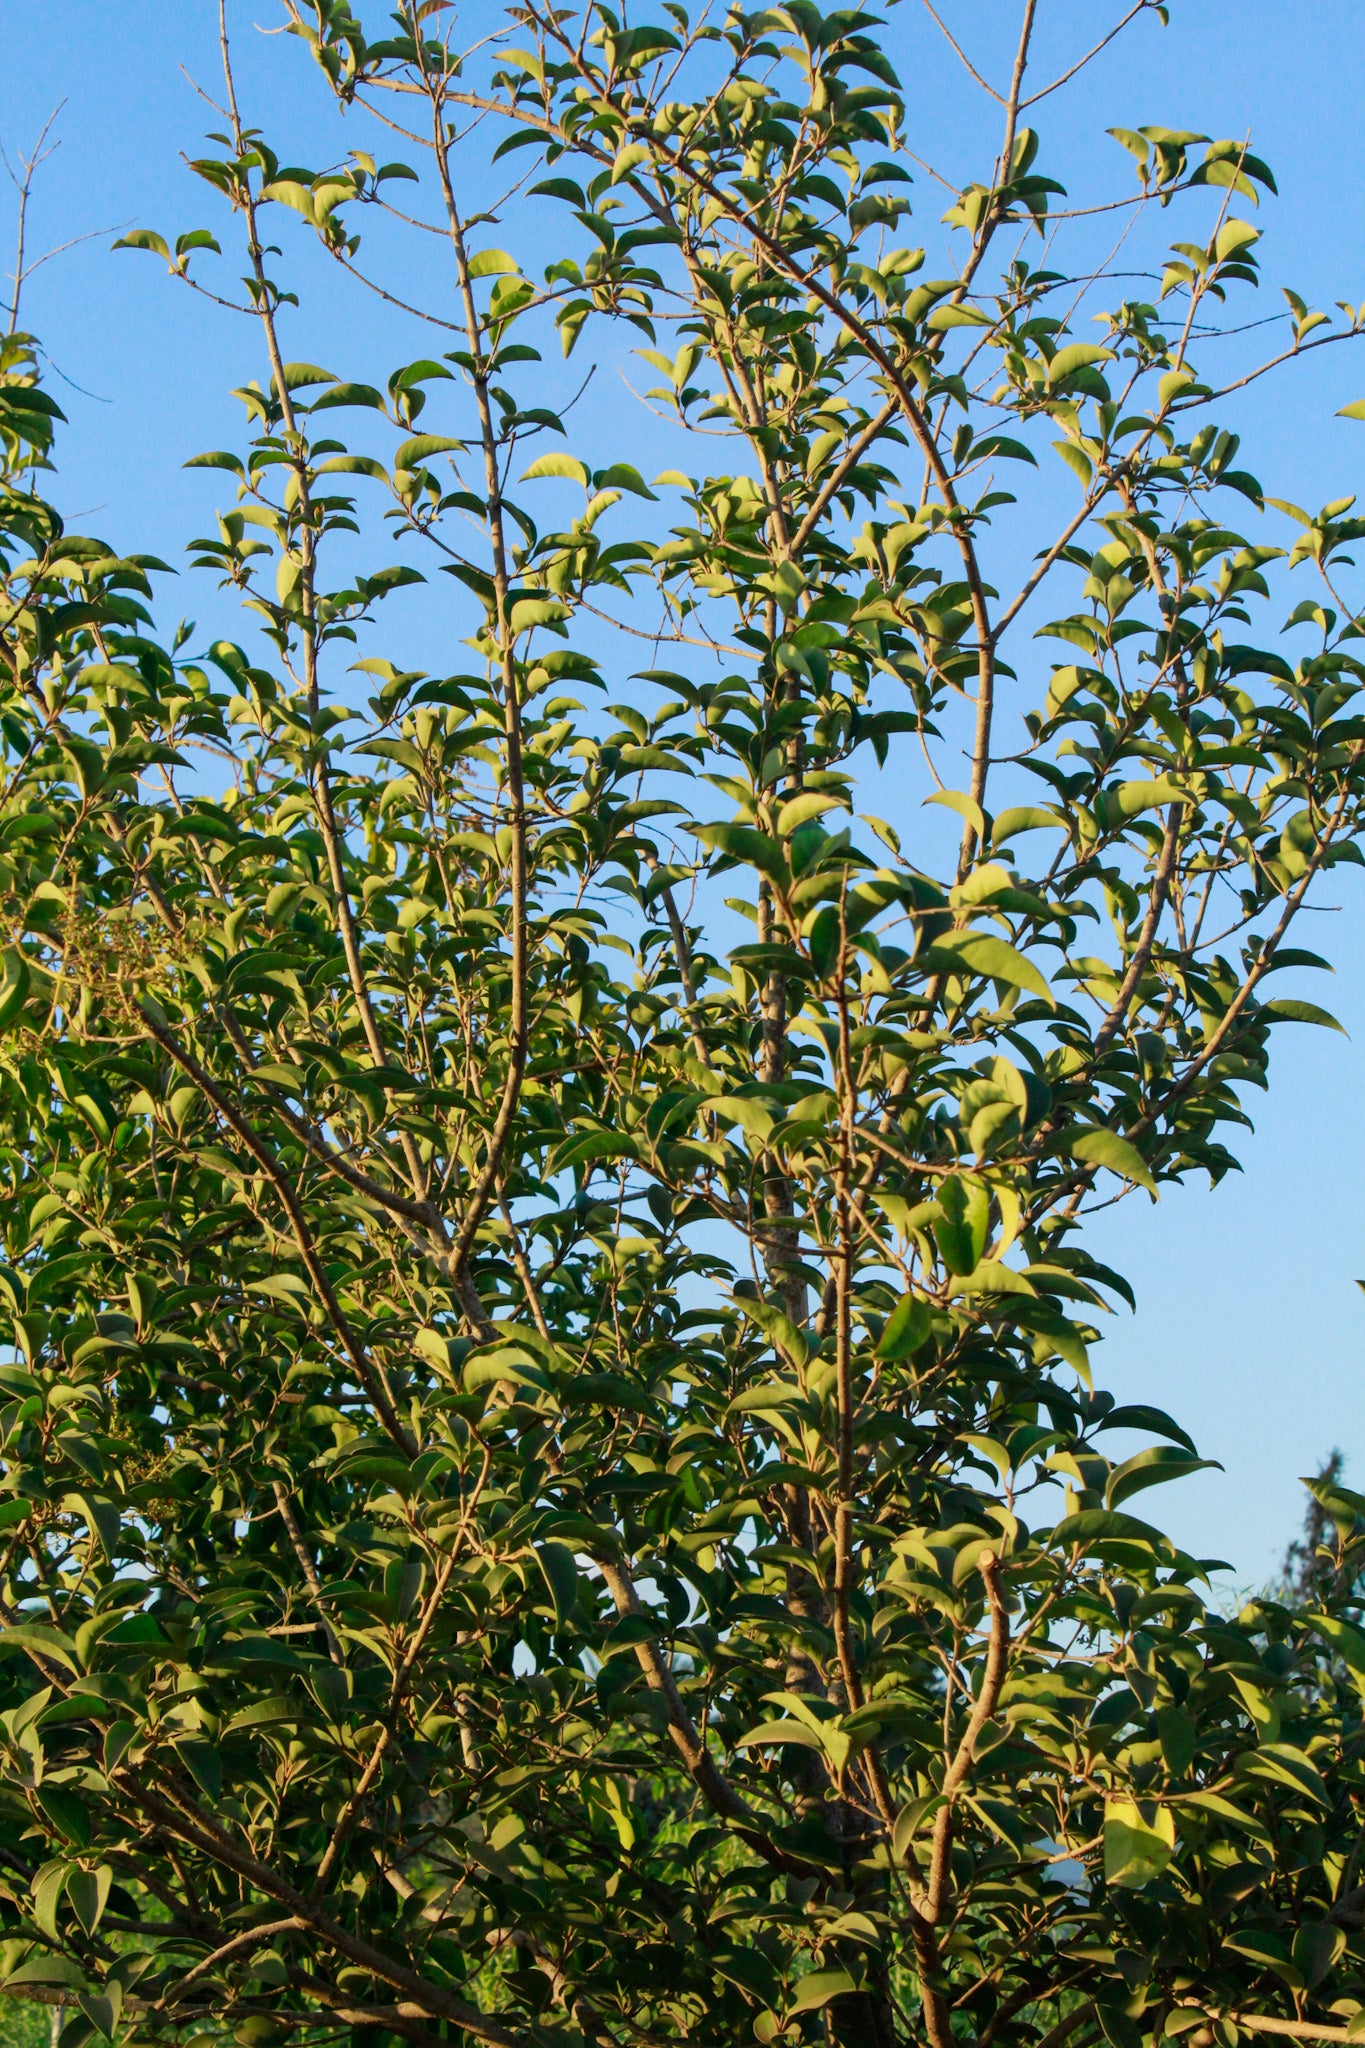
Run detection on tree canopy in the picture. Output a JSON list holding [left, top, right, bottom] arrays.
[[2, 5, 1365, 2048]]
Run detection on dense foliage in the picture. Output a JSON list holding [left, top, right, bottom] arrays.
[[3, 5, 1365, 2046]]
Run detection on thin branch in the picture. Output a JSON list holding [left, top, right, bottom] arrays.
[[271, 1485, 345, 1665], [1022, 3, 1156, 108], [162, 1917, 306, 2003], [916, 2, 1005, 103], [2, 102, 64, 332]]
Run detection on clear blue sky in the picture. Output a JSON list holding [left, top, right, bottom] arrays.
[[5, 1, 1365, 1590]]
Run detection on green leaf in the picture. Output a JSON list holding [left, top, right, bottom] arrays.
[[262, 180, 317, 218], [1066, 1127, 1156, 1195], [1293, 1922, 1345, 1989], [1052, 1508, 1169, 1552], [183, 451, 246, 475], [611, 142, 652, 184], [1097, 1405, 1196, 1453], [246, 1273, 313, 1306], [102, 1615, 169, 1649], [1223, 1929, 1294, 1978], [414, 1327, 456, 1373], [1178, 1789, 1271, 1844], [1259, 998, 1347, 1033], [926, 788, 987, 840], [464, 1352, 552, 1394], [317, 455, 390, 481], [531, 178, 587, 206], [957, 1260, 1036, 1297], [705, 1094, 775, 1144], [788, 1971, 859, 2015], [535, 1542, 578, 1630], [1049, 343, 1115, 384], [0, 1625, 80, 1674], [31, 1863, 66, 1941], [876, 1294, 932, 1361], [0, 951, 30, 1031], [61, 1492, 121, 1558], [595, 464, 658, 500], [6, 1955, 84, 1989], [112, 229, 171, 262], [728, 1379, 807, 1420], [310, 382, 386, 412], [521, 452, 590, 486], [970, 434, 1037, 468], [1235, 1741, 1329, 1808], [1096, 2008, 1143, 2048], [991, 806, 1063, 846], [926, 304, 990, 331], [1095, 778, 1188, 829], [924, 930, 1053, 1005], [1104, 1447, 1217, 1508], [277, 363, 338, 391], [1157, 369, 1196, 411], [509, 598, 569, 636], [777, 791, 844, 835], [734, 1296, 808, 1370], [1156, 1705, 1196, 1776], [467, 249, 520, 278], [735, 1719, 824, 1751], [1052, 440, 1094, 486], [1305, 1612, 1365, 1695], [694, 822, 787, 882], [175, 1740, 223, 1800], [550, 1128, 639, 1173], [36, 1785, 90, 1846], [933, 1174, 990, 1277], [394, 435, 463, 470]]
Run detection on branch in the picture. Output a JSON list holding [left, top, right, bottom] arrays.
[[422, 69, 532, 1279], [916, 1, 1004, 102], [139, 1005, 415, 1457], [646, 855, 713, 1069], [121, 1775, 538, 2048], [162, 1917, 306, 2004], [594, 1555, 804, 1872], [1021, 3, 1155, 108], [925, 1549, 1010, 1923], [1208, 2018, 1357, 2045], [216, 2, 438, 1225], [1091, 800, 1182, 1057], [311, 1549, 460, 1895], [271, 1485, 345, 1666], [251, 1078, 444, 1229], [1135, 742, 1365, 1131], [454, 38, 1000, 873], [787, 398, 899, 559], [1024, 2007, 1097, 2048]]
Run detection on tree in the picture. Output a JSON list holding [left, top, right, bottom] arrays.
[[1280, 1454, 1346, 1608], [3, 4, 1365, 2045]]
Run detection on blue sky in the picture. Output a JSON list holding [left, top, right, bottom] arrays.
[[5, 1, 1365, 1587]]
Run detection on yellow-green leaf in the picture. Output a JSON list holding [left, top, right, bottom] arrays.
[[1104, 1796, 1175, 1887]]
